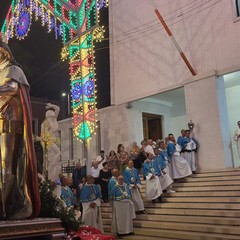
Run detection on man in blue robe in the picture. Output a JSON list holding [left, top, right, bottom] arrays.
[[167, 134, 192, 180], [181, 130, 199, 172], [123, 160, 147, 214], [60, 177, 77, 207], [154, 142, 174, 193], [143, 153, 162, 202], [177, 129, 186, 150], [110, 175, 135, 236], [108, 168, 120, 199], [80, 175, 103, 232]]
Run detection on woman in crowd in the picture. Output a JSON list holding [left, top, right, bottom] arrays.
[[130, 142, 142, 174], [99, 162, 112, 202], [108, 150, 120, 170], [117, 144, 129, 174]]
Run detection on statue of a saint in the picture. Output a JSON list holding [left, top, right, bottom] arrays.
[[41, 103, 61, 181], [0, 36, 41, 219]]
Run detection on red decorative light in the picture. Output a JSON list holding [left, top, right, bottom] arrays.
[[62, 6, 70, 23]]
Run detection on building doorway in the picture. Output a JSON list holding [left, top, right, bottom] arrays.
[[142, 113, 163, 140]]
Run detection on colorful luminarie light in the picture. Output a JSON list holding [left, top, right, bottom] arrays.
[[1, 0, 108, 141]]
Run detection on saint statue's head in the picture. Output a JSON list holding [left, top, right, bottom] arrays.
[[45, 110, 56, 119], [0, 33, 16, 64]]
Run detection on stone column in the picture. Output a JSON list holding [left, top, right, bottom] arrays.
[[184, 73, 233, 170]]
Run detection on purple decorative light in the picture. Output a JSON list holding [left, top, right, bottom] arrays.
[[16, 10, 31, 38], [72, 84, 82, 100], [83, 80, 94, 97]]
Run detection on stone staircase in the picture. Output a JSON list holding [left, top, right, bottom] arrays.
[[101, 168, 240, 240]]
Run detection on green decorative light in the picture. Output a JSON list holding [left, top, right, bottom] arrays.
[[69, 10, 77, 29], [79, 122, 91, 140], [54, 0, 62, 16]]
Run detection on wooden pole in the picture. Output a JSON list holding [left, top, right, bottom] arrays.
[[150, 1, 196, 76]]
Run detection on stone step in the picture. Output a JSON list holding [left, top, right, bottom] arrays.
[[135, 221, 240, 235], [121, 227, 240, 240], [116, 235, 177, 240], [173, 180, 240, 187], [139, 176, 240, 187], [143, 202, 240, 210], [101, 207, 240, 218], [139, 186, 240, 193], [103, 219, 240, 235], [102, 168, 240, 240], [196, 168, 240, 174], [133, 214, 240, 226], [102, 213, 240, 226], [192, 170, 240, 178], [171, 185, 240, 192], [102, 201, 240, 209], [104, 226, 240, 240], [103, 195, 240, 204], [178, 175, 240, 182], [139, 169, 240, 182], [161, 196, 240, 203], [163, 191, 240, 197]]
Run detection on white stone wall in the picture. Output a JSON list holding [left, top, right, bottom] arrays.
[[58, 118, 99, 166], [98, 104, 130, 154], [109, 0, 240, 105]]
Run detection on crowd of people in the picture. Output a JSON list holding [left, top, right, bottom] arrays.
[[55, 129, 199, 236]]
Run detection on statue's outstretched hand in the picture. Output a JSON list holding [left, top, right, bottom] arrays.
[[46, 103, 53, 109]]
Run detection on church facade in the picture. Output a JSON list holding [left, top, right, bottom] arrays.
[[59, 0, 240, 170]]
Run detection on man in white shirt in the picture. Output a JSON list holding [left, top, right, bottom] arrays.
[[144, 139, 155, 156], [96, 150, 107, 170], [91, 161, 100, 184]]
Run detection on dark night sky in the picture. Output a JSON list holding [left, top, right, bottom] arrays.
[[0, 2, 110, 108]]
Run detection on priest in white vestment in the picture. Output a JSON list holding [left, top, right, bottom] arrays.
[[110, 175, 136, 236], [234, 121, 240, 160], [79, 175, 103, 232]]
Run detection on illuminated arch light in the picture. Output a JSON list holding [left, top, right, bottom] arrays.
[[97, 0, 109, 9], [16, 10, 31, 39], [2, 0, 107, 142]]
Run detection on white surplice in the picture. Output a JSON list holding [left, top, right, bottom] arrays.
[[181, 139, 197, 172], [170, 151, 192, 179], [145, 174, 162, 200], [159, 171, 173, 190], [82, 198, 103, 233], [111, 199, 136, 234], [130, 187, 145, 211]]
